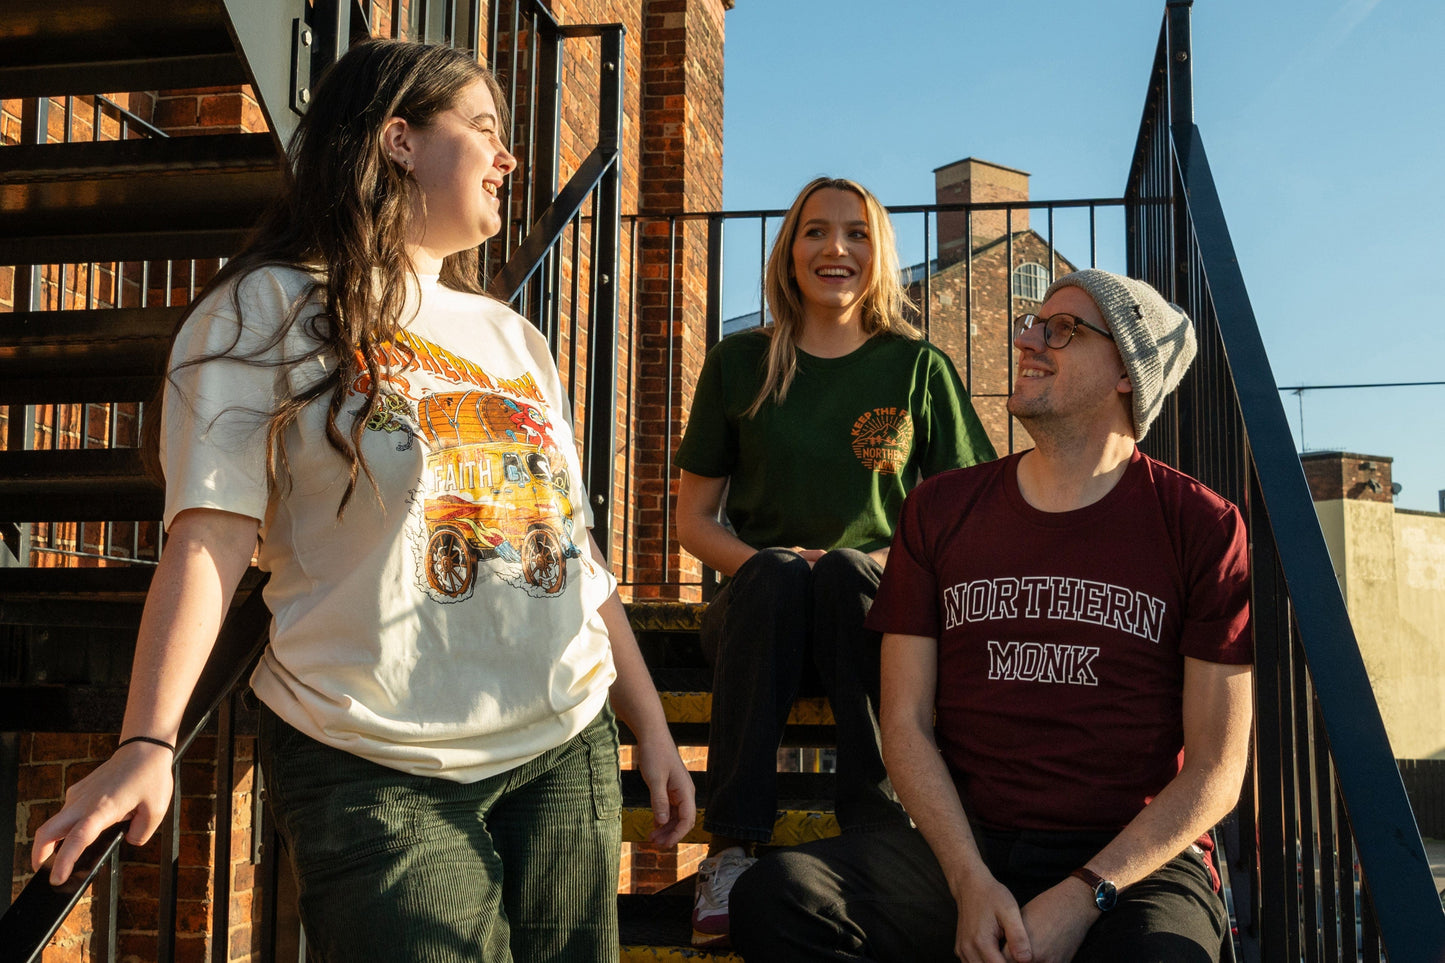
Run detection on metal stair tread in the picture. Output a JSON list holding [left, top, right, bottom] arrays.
[[619, 884, 741, 961], [0, 447, 161, 523], [0, 0, 247, 97], [0, 133, 280, 182], [0, 134, 283, 264], [623, 600, 707, 632], [0, 307, 181, 403], [621, 804, 840, 848]]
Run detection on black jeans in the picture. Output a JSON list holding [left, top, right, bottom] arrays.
[[701, 547, 907, 842], [730, 825, 1228, 962]]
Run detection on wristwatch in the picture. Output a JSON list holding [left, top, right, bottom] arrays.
[[1070, 867, 1118, 912]]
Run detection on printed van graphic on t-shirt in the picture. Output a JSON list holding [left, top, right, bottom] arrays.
[[850, 407, 914, 474], [352, 330, 584, 603]]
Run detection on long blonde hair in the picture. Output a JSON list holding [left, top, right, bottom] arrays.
[[746, 177, 920, 418]]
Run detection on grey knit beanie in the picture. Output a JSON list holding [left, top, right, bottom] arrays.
[[1043, 269, 1196, 441]]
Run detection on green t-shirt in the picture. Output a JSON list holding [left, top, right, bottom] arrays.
[[676, 328, 996, 553]]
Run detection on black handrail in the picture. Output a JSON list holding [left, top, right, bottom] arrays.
[[0, 577, 271, 963], [1128, 4, 1445, 960]]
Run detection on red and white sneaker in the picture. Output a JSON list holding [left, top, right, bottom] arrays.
[[691, 847, 757, 948]]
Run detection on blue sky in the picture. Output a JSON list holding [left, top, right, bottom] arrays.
[[719, 0, 1445, 512]]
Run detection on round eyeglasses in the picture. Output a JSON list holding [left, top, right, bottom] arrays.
[[1015, 313, 1115, 349]]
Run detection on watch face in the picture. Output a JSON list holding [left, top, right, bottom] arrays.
[[1095, 880, 1118, 912]]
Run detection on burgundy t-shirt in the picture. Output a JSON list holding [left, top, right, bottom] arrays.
[[868, 449, 1251, 834]]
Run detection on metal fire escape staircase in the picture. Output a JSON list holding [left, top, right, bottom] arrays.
[[4, 2, 1445, 962], [0, 1, 633, 958]]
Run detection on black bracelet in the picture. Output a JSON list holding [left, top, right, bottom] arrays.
[[118, 735, 176, 754]]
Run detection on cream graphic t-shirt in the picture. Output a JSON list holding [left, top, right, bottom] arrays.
[[161, 267, 616, 782]]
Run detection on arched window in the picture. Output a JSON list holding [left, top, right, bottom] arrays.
[[1012, 262, 1050, 302]]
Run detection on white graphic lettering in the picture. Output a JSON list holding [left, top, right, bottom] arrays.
[[988, 640, 1100, 686]]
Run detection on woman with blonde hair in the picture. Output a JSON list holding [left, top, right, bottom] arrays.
[[32, 38, 693, 962], [676, 176, 995, 947]]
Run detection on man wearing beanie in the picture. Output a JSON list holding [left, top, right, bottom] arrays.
[[730, 270, 1253, 963]]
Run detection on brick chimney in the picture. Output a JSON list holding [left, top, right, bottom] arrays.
[[1300, 451, 1395, 504], [934, 157, 1030, 269]]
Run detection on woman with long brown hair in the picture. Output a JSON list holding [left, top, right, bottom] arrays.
[[32, 39, 693, 962], [675, 176, 995, 948]]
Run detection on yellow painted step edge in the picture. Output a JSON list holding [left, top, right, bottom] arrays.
[[659, 691, 836, 726], [624, 601, 708, 631], [620, 945, 741, 962], [622, 806, 839, 847]]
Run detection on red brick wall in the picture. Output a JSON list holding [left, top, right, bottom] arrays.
[[152, 87, 266, 136], [1302, 451, 1395, 504], [915, 232, 1076, 456], [629, 0, 728, 599], [13, 734, 260, 963]]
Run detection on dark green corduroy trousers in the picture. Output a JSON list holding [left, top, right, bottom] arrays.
[[259, 704, 623, 962]]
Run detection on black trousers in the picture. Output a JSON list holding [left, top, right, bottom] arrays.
[[701, 547, 908, 842], [730, 824, 1228, 963]]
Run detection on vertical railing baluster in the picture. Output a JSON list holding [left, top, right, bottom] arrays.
[[158, 756, 182, 963], [963, 211, 973, 395], [1004, 209, 1014, 453], [1314, 698, 1341, 960], [622, 218, 641, 587], [0, 732, 17, 915], [213, 693, 236, 963], [106, 847, 121, 962], [1297, 662, 1322, 961], [920, 212, 931, 340]]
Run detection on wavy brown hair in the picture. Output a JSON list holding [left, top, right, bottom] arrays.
[[145, 39, 509, 515], [746, 176, 920, 418]]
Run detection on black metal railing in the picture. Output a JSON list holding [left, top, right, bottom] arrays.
[[607, 198, 1128, 591], [1127, 3, 1445, 960], [485, 0, 625, 555], [3, 1, 625, 957], [0, 579, 272, 963]]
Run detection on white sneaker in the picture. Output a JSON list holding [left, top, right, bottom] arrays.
[[691, 846, 757, 947]]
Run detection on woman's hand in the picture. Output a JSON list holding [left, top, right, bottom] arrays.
[[677, 471, 756, 577], [788, 547, 826, 566], [31, 741, 177, 884], [635, 733, 698, 846], [31, 507, 258, 885]]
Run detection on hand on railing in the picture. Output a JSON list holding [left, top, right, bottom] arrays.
[[30, 740, 176, 885]]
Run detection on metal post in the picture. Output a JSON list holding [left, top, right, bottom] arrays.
[[157, 758, 182, 963], [705, 216, 724, 350], [310, 0, 350, 80], [527, 9, 562, 347], [1166, 1, 1194, 128], [700, 213, 722, 602], [583, 27, 624, 558], [212, 695, 236, 963], [0, 733, 17, 914]]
